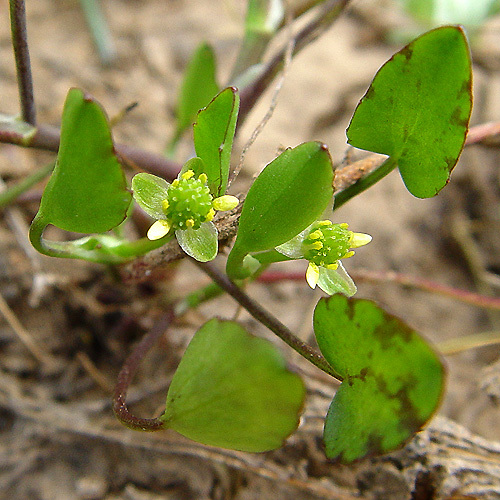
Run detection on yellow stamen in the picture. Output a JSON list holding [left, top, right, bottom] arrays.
[[172, 179, 179, 187], [147, 219, 171, 240], [310, 241, 323, 250], [205, 208, 216, 222], [308, 230, 322, 240], [318, 220, 332, 227], [186, 219, 195, 228], [182, 169, 195, 180], [161, 199, 169, 211], [343, 251, 355, 259], [325, 262, 339, 270], [198, 173, 208, 184]]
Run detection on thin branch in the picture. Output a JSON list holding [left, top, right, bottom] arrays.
[[121, 200, 242, 282], [0, 122, 181, 181], [465, 120, 500, 146], [229, 12, 295, 189], [437, 330, 500, 356], [333, 156, 398, 209], [9, 0, 36, 125], [113, 311, 175, 431], [258, 269, 500, 311], [238, 0, 350, 125], [0, 161, 54, 209], [194, 259, 340, 380]]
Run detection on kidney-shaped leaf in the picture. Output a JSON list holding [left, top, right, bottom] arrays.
[[226, 141, 333, 279], [313, 295, 444, 463], [193, 87, 239, 197], [37, 88, 132, 233], [160, 319, 305, 452], [347, 26, 472, 198]]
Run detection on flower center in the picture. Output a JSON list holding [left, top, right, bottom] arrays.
[[164, 171, 213, 230], [302, 221, 354, 269]]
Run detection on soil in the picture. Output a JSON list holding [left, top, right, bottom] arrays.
[[1, 1, 500, 499]]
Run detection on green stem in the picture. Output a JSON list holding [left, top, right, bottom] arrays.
[[333, 156, 397, 209], [79, 0, 116, 64], [174, 282, 224, 316], [195, 259, 341, 380], [0, 161, 54, 209], [29, 213, 173, 264], [225, 245, 251, 280]]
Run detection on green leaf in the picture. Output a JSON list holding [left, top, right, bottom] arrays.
[[193, 87, 240, 197], [226, 142, 334, 279], [131, 173, 170, 220], [246, 0, 284, 34], [230, 0, 284, 80], [313, 295, 444, 463], [175, 43, 219, 138], [36, 88, 132, 233], [161, 319, 305, 452], [347, 26, 472, 198]]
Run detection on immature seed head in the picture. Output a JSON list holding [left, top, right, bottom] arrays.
[[164, 170, 213, 230]]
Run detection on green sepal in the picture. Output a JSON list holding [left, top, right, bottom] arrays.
[[176, 221, 218, 262], [131, 173, 170, 221], [317, 263, 356, 297], [180, 157, 206, 179]]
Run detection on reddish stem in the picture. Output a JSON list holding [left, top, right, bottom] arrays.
[[9, 0, 36, 125], [258, 269, 500, 311], [113, 310, 175, 431]]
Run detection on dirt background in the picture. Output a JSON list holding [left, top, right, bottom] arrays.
[[1, 0, 500, 499]]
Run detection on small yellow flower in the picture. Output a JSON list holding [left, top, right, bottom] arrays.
[[276, 221, 371, 296], [132, 168, 239, 262]]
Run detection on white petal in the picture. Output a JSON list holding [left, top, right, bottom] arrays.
[[212, 195, 239, 211], [306, 262, 320, 289], [317, 262, 356, 297], [147, 220, 171, 240], [176, 221, 217, 262], [350, 232, 372, 248]]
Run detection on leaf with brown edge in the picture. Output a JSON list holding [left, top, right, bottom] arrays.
[[313, 295, 444, 462]]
